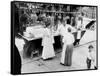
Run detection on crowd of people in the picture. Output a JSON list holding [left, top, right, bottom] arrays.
[[19, 9, 96, 68], [19, 9, 78, 33]]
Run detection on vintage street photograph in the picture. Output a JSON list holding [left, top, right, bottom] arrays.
[[11, 1, 97, 74]]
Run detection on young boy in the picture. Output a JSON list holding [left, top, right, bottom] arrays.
[[86, 45, 97, 69]]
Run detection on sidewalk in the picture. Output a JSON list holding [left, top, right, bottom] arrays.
[[21, 41, 96, 73]]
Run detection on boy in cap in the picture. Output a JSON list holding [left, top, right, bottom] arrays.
[[86, 45, 97, 69]]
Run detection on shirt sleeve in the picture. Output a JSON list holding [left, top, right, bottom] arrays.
[[72, 34, 75, 43]]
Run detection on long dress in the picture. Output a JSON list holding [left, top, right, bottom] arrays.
[[42, 28, 55, 60]]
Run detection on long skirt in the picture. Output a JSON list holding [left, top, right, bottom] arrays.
[[42, 44, 55, 60], [61, 44, 73, 66]]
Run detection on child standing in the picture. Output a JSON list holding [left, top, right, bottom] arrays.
[[86, 45, 97, 69]]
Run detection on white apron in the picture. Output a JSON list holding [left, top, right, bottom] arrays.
[[61, 43, 67, 64]]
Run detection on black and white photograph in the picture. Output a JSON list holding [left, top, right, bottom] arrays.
[[11, 1, 98, 75]]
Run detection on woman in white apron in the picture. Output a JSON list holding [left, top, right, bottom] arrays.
[[42, 26, 55, 60]]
